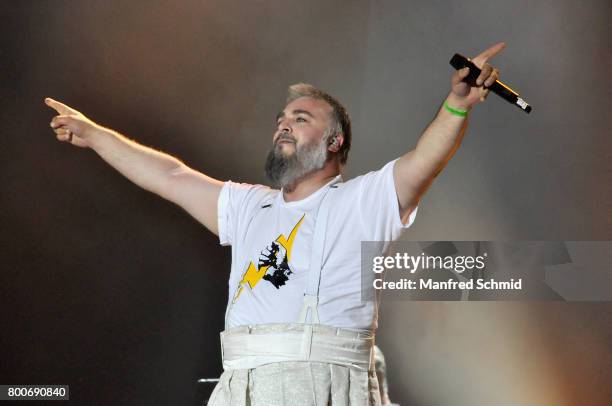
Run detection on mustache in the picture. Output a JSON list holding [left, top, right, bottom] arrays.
[[274, 132, 296, 146]]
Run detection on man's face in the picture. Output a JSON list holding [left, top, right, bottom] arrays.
[[265, 97, 335, 188]]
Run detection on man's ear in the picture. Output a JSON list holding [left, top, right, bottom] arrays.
[[328, 133, 344, 152]]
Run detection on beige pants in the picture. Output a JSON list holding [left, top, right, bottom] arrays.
[[206, 361, 381, 406], [208, 323, 381, 405]]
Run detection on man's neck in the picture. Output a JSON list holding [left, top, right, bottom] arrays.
[[282, 163, 341, 202]]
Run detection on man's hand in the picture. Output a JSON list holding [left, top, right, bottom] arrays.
[[449, 42, 506, 109], [46, 98, 100, 148]]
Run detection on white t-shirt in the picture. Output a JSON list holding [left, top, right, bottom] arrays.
[[217, 159, 418, 330]]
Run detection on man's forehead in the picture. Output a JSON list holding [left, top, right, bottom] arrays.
[[279, 97, 332, 118]]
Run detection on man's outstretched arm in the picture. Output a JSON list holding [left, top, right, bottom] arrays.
[[393, 42, 506, 223], [45, 98, 223, 235]]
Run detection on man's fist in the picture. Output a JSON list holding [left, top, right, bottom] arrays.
[[45, 98, 100, 148]]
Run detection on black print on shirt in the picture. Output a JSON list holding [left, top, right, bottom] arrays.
[[260, 242, 293, 288]]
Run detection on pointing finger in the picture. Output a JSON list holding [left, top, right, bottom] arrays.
[[473, 42, 506, 65], [44, 97, 79, 115]]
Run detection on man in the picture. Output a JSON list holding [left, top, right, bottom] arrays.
[[46, 42, 505, 405]]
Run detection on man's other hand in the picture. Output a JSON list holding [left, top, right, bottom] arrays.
[[450, 42, 506, 109], [45, 98, 99, 148]]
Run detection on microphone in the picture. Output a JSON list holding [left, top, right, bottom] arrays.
[[450, 53, 532, 114]]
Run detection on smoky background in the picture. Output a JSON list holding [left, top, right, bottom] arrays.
[[1, 1, 610, 404]]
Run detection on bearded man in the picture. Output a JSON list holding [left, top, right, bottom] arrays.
[[46, 42, 505, 406]]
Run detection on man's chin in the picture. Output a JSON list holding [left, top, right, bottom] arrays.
[[273, 149, 295, 162], [277, 142, 295, 153]]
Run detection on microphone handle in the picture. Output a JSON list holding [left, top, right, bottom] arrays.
[[449, 53, 532, 113]]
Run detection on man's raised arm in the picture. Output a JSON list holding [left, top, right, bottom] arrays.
[[45, 98, 223, 235], [393, 42, 506, 223]]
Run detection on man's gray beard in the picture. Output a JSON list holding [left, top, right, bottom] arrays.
[[265, 136, 329, 190]]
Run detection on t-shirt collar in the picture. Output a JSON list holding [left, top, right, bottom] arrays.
[[278, 175, 343, 207]]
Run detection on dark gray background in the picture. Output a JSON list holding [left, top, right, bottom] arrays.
[[1, 0, 610, 404]]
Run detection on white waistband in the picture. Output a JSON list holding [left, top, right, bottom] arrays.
[[220, 323, 374, 372]]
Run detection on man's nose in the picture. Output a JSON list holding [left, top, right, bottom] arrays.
[[275, 122, 291, 142], [277, 119, 291, 134]]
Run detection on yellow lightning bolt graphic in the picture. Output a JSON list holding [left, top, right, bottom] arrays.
[[232, 214, 305, 303]]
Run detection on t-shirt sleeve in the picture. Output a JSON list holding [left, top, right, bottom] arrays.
[[217, 180, 260, 246], [357, 159, 418, 241]]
